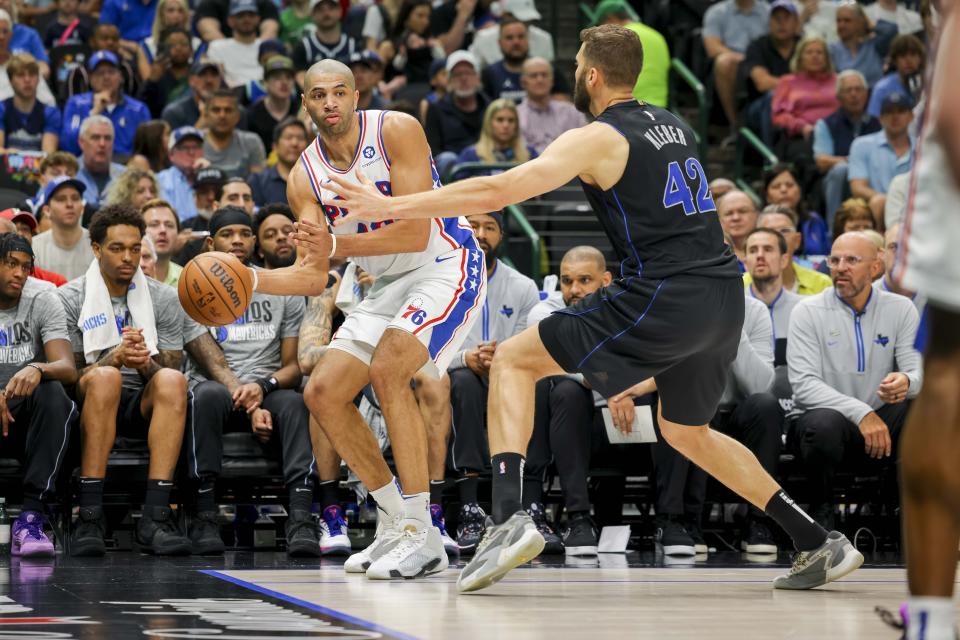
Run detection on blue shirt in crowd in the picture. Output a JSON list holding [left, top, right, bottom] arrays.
[[867, 74, 910, 118], [60, 92, 151, 156], [828, 21, 898, 88], [99, 0, 158, 43], [0, 98, 61, 151], [848, 130, 914, 193], [702, 0, 770, 54], [11, 24, 49, 63], [157, 166, 197, 221], [249, 166, 288, 207], [76, 156, 126, 208]]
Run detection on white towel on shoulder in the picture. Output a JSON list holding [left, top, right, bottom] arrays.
[[79, 259, 159, 364]]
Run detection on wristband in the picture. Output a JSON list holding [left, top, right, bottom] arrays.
[[249, 267, 259, 292], [256, 376, 279, 397], [329, 233, 337, 259], [25, 363, 43, 376]]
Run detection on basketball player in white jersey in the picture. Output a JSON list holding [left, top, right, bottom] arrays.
[[889, 2, 960, 637], [253, 59, 486, 579]]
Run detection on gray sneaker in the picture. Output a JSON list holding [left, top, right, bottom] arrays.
[[773, 530, 864, 590], [456, 511, 545, 594]]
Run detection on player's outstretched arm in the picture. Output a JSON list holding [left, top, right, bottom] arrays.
[[325, 122, 627, 223]]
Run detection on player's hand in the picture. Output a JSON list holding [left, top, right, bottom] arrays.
[[292, 218, 334, 266], [465, 349, 487, 376], [251, 407, 273, 442], [324, 169, 390, 225], [858, 411, 892, 459], [0, 395, 15, 437], [607, 394, 636, 435], [91, 91, 112, 114], [355, 267, 375, 288], [477, 341, 496, 370], [877, 372, 909, 404], [233, 383, 263, 413], [4, 365, 42, 400], [116, 328, 152, 369]]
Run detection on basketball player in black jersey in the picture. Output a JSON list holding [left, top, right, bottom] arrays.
[[312, 25, 864, 593]]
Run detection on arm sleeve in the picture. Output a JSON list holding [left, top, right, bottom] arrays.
[[155, 286, 185, 351], [847, 138, 869, 180], [812, 118, 834, 157], [56, 285, 83, 355], [730, 303, 775, 395], [37, 291, 70, 345], [787, 302, 873, 424], [894, 302, 923, 397], [182, 314, 208, 344]]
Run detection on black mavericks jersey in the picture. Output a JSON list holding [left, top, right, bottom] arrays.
[[582, 101, 739, 280]]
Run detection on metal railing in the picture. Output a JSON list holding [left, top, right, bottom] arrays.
[[669, 58, 709, 160]]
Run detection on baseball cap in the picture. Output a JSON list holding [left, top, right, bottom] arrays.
[[501, 0, 540, 22], [87, 50, 119, 71], [0, 208, 37, 232], [228, 0, 257, 16], [428, 58, 446, 79], [191, 59, 220, 75], [348, 50, 383, 69], [590, 0, 639, 25], [263, 55, 295, 77], [446, 50, 479, 74], [881, 91, 914, 113], [309, 0, 338, 11], [258, 39, 287, 61], [168, 126, 204, 151], [41, 175, 85, 206], [195, 167, 225, 188], [770, 0, 799, 15]]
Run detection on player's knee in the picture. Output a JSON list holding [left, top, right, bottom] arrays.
[[81, 367, 122, 400], [303, 374, 349, 415], [368, 355, 410, 395], [152, 369, 188, 408], [659, 421, 709, 454]]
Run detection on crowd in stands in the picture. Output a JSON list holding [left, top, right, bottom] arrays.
[[0, 0, 929, 564]]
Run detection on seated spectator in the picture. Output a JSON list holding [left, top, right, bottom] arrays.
[[517, 57, 585, 155], [61, 205, 193, 557], [800, 0, 839, 44], [749, 205, 833, 294], [745, 227, 803, 365], [718, 190, 759, 267], [454, 98, 536, 176], [99, 0, 158, 47], [468, 0, 555, 68], [26, 150, 79, 215], [139, 27, 194, 118], [883, 171, 909, 230], [253, 203, 296, 268], [217, 175, 254, 215], [424, 51, 489, 179], [848, 92, 914, 228], [593, 0, 669, 107], [162, 60, 237, 131], [135, 0, 202, 81], [865, 0, 923, 36], [867, 34, 924, 118], [140, 233, 157, 277], [831, 197, 874, 242], [61, 51, 151, 157], [41, 0, 96, 50], [0, 54, 60, 153], [129, 119, 171, 174], [383, 0, 445, 88], [292, 0, 358, 87], [0, 231, 78, 558], [73, 115, 126, 209], [813, 70, 880, 228], [788, 231, 921, 530], [709, 177, 737, 200], [279, 0, 312, 50], [828, 2, 896, 88], [702, 0, 771, 143], [0, 19, 56, 108], [764, 163, 829, 255], [173, 167, 225, 265], [195, 0, 279, 43], [32, 175, 93, 281], [349, 51, 386, 110], [157, 126, 207, 221], [248, 56, 298, 151], [481, 16, 569, 104], [205, 0, 264, 89], [201, 89, 266, 179], [65, 24, 139, 101], [874, 223, 926, 314], [141, 199, 181, 286], [743, 0, 801, 147], [418, 57, 446, 122], [771, 36, 838, 149], [0, 209, 66, 286], [0, 0, 49, 75], [250, 117, 307, 207], [103, 167, 159, 211]]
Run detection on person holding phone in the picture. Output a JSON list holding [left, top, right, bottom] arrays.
[[140, 27, 195, 118]]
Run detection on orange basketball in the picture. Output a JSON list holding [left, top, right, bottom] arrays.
[[178, 252, 253, 326]]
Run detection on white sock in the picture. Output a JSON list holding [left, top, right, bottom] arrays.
[[907, 597, 956, 640], [370, 478, 404, 519], [401, 491, 431, 529]]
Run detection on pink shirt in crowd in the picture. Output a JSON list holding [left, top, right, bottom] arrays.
[[772, 73, 839, 136]]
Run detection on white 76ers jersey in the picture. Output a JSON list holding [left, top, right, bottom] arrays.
[[299, 109, 476, 279]]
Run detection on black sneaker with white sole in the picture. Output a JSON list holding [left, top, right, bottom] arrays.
[[561, 512, 598, 556], [741, 519, 777, 555], [687, 519, 708, 555], [654, 516, 695, 556], [456, 503, 487, 555], [527, 503, 564, 554]]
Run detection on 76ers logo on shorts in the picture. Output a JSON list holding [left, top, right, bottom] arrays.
[[402, 297, 427, 326]]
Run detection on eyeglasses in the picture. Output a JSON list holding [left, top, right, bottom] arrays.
[[826, 254, 868, 267]]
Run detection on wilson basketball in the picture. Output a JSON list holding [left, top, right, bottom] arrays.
[[178, 252, 253, 326]]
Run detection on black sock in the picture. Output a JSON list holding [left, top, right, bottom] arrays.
[[457, 475, 479, 505], [289, 486, 313, 513], [318, 480, 339, 510], [79, 477, 104, 508], [764, 490, 829, 551], [429, 480, 445, 506], [491, 452, 524, 524], [522, 477, 542, 509], [144, 479, 173, 509], [22, 496, 44, 514], [196, 477, 216, 514]]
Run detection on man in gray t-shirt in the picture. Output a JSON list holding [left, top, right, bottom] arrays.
[[56, 205, 192, 558], [202, 91, 267, 178], [0, 232, 78, 558], [180, 207, 322, 556]]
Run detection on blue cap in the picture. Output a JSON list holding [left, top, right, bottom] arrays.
[[168, 126, 204, 151], [429, 58, 446, 79], [87, 50, 120, 71], [770, 0, 798, 14], [40, 175, 85, 208], [229, 0, 257, 16], [349, 50, 383, 68], [258, 39, 287, 60], [191, 58, 220, 75], [881, 91, 914, 113]]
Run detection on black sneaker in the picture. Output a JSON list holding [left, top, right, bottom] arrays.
[[811, 503, 836, 532], [456, 503, 487, 555], [70, 506, 106, 557], [686, 519, 708, 555], [136, 506, 191, 555], [189, 511, 225, 555], [561, 512, 598, 556], [654, 516, 695, 556], [285, 509, 321, 558], [741, 518, 778, 554], [527, 503, 564, 554]]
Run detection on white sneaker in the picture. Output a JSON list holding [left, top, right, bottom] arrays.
[[365, 521, 449, 580], [319, 506, 352, 556], [344, 508, 402, 573]]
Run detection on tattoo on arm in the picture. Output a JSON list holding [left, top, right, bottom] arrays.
[[77, 349, 116, 380], [298, 288, 334, 373], [186, 333, 241, 391]]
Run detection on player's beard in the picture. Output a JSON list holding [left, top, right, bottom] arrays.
[[573, 72, 591, 115], [263, 250, 296, 269]]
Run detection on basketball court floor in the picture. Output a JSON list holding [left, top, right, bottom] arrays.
[[2, 550, 947, 639]]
